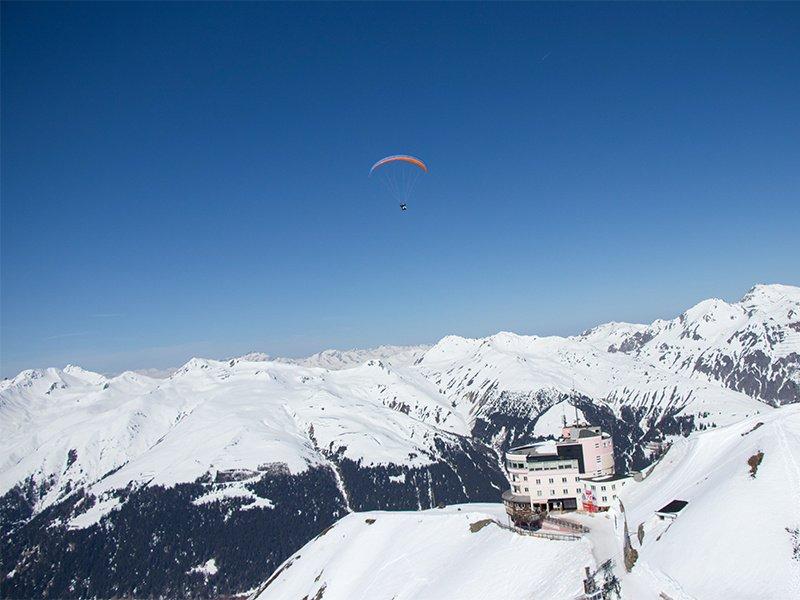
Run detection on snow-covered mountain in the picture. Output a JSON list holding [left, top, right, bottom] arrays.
[[232, 344, 429, 371], [252, 404, 800, 600], [1, 283, 797, 598], [412, 284, 797, 466], [0, 358, 503, 599], [606, 284, 800, 405]]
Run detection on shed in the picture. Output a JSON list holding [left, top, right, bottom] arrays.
[[655, 499, 688, 520]]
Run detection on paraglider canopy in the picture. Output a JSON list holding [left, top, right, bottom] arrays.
[[369, 154, 427, 210], [369, 155, 428, 175]]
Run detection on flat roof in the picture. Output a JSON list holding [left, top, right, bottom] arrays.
[[508, 440, 558, 457], [656, 500, 688, 514], [501, 490, 531, 504], [579, 473, 632, 483]]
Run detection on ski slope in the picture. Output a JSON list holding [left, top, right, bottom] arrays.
[[251, 504, 594, 600]]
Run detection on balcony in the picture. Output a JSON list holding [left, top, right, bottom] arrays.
[[501, 489, 543, 529]]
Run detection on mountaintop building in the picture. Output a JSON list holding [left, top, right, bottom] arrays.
[[502, 419, 629, 526]]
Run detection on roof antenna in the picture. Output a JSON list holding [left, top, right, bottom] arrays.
[[571, 376, 579, 426], [572, 375, 581, 427]]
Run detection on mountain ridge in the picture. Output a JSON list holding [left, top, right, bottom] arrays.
[[1, 283, 798, 598]]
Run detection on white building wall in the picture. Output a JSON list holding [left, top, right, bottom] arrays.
[[506, 451, 583, 507], [580, 476, 631, 510]]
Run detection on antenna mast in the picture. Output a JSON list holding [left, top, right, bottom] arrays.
[[571, 376, 580, 426]]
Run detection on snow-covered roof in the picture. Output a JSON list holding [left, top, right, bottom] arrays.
[[579, 473, 632, 483], [508, 440, 558, 457]]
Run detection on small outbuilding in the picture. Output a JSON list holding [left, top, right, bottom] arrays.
[[655, 499, 688, 520]]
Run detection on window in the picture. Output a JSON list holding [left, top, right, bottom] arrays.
[[611, 484, 616, 490], [550, 490, 555, 495], [575, 477, 580, 482], [594, 443, 599, 448], [601, 486, 606, 491], [576, 488, 581, 494], [561, 477, 567, 483], [524, 487, 529, 492], [595, 456, 601, 462], [563, 488, 568, 494], [536, 479, 541, 484], [513, 486, 519, 492], [548, 478, 554, 484], [524, 476, 528, 481], [602, 496, 607, 502], [537, 491, 542, 496], [591, 485, 596, 491]]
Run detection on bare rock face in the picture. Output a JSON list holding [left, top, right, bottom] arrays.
[[606, 284, 800, 406]]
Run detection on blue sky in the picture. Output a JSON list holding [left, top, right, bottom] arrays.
[[2, 2, 798, 377]]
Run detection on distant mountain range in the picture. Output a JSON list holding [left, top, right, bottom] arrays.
[[1, 283, 798, 598]]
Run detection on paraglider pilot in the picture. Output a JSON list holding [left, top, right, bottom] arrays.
[[369, 155, 427, 214]]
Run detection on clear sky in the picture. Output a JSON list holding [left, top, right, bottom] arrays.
[[2, 2, 799, 377]]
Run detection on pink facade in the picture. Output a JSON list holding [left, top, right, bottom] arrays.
[[503, 423, 619, 521], [560, 425, 615, 477]]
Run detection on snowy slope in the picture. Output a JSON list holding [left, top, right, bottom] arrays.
[[0, 356, 471, 517], [237, 344, 430, 371], [619, 404, 800, 599], [252, 504, 594, 600], [566, 404, 800, 599]]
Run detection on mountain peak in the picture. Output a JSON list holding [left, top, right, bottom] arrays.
[[741, 283, 800, 307]]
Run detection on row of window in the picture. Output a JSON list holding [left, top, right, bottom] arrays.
[[507, 461, 577, 471], [511, 475, 580, 484], [588, 483, 617, 491], [512, 486, 582, 496]]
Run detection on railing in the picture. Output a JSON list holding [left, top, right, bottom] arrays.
[[542, 515, 590, 533], [527, 530, 582, 541], [494, 520, 582, 541]]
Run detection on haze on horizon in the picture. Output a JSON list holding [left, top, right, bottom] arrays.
[[2, 3, 799, 378]]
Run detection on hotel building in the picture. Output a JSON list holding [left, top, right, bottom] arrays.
[[502, 422, 619, 524]]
